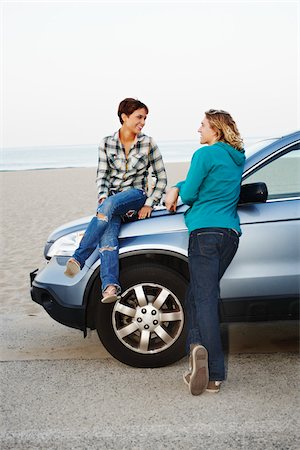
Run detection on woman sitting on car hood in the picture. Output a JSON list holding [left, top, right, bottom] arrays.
[[64, 98, 167, 303]]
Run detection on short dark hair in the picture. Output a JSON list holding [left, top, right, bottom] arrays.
[[118, 98, 149, 124]]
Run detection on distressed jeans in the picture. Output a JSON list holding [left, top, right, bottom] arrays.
[[72, 188, 147, 293], [186, 227, 239, 381]]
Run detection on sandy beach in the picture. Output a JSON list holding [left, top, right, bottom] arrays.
[[1, 162, 190, 309]]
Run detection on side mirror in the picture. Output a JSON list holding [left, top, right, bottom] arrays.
[[239, 182, 268, 204]]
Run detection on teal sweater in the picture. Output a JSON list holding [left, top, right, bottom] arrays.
[[176, 142, 245, 234]]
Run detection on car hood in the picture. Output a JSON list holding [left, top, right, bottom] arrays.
[[46, 203, 189, 243]]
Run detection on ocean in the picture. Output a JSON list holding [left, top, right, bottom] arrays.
[[1, 138, 261, 172]]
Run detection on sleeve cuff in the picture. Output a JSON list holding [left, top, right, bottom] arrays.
[[145, 197, 155, 207], [175, 181, 184, 191]]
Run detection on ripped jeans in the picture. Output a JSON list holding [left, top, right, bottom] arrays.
[[72, 188, 147, 294]]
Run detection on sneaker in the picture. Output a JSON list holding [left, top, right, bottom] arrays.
[[101, 286, 120, 304], [188, 344, 209, 396], [184, 372, 222, 394], [182, 347, 193, 386], [64, 258, 81, 277], [206, 381, 222, 393]]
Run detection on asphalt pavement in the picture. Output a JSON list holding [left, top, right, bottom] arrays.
[[1, 312, 299, 450]]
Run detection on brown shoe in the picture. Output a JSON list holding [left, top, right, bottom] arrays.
[[64, 258, 80, 277], [206, 381, 222, 393], [188, 344, 209, 396]]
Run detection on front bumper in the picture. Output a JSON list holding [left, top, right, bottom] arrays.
[[30, 266, 86, 331]]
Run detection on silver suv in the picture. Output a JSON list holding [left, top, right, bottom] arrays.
[[30, 131, 300, 367]]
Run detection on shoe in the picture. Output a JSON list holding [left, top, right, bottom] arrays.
[[64, 258, 81, 277], [184, 372, 222, 394], [182, 348, 193, 386], [188, 344, 209, 396], [206, 381, 222, 393], [101, 286, 120, 304]]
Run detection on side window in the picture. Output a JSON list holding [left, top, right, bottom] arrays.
[[243, 147, 300, 200]]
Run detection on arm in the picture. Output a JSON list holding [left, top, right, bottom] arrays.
[[95, 139, 110, 202], [176, 149, 210, 205], [165, 186, 179, 212]]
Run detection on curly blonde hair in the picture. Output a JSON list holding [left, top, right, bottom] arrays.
[[205, 109, 244, 151]]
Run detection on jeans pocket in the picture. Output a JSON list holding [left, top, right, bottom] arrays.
[[196, 232, 224, 256]]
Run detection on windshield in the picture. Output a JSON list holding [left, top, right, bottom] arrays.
[[245, 138, 277, 158]]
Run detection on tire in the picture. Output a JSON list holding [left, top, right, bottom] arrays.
[[96, 263, 188, 368]]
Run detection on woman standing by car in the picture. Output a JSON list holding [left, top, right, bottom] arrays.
[[65, 98, 167, 303], [165, 109, 245, 395]]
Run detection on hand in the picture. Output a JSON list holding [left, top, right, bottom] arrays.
[[138, 205, 153, 219], [165, 187, 179, 212]]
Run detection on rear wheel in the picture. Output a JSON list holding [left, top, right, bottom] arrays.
[[96, 263, 188, 367]]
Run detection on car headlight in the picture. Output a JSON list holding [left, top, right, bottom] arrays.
[[46, 231, 85, 258]]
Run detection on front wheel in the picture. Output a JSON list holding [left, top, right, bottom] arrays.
[[96, 263, 188, 368]]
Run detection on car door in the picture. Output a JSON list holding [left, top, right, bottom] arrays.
[[221, 142, 300, 318]]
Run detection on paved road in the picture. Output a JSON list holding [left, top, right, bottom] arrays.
[[1, 312, 299, 449]]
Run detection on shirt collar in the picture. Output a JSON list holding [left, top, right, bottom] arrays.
[[112, 130, 146, 142]]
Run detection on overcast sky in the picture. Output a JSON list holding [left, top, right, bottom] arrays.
[[1, 0, 299, 147]]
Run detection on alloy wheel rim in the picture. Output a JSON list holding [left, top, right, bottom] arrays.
[[112, 283, 184, 354]]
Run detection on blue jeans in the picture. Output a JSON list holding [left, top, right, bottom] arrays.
[[186, 227, 239, 381], [73, 189, 147, 294]]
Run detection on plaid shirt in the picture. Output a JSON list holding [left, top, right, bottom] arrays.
[[96, 131, 167, 207]]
